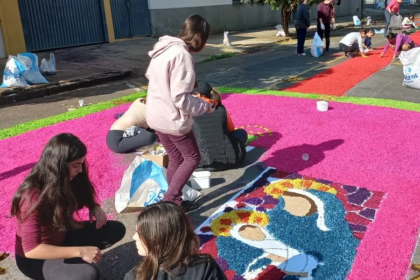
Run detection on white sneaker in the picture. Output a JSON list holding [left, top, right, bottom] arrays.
[[298, 53, 307, 56]]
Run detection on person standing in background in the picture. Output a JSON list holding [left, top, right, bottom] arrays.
[[384, 0, 403, 36], [295, 0, 311, 56], [317, 0, 336, 53]]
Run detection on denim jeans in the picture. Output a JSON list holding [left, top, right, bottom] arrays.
[[384, 10, 392, 36]]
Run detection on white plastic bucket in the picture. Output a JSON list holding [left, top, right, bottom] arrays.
[[191, 171, 211, 189], [317, 101, 329, 112]]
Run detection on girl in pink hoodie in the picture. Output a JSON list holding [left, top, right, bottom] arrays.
[[145, 15, 215, 212]]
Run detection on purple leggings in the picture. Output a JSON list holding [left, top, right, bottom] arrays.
[[156, 130, 201, 205]]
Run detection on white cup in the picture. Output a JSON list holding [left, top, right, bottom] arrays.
[[79, 100, 84, 107], [317, 101, 328, 112]]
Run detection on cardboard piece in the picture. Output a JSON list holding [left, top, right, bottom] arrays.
[[141, 151, 169, 168]]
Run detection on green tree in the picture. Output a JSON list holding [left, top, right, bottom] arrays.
[[241, 0, 323, 36]]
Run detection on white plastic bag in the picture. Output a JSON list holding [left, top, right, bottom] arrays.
[[40, 53, 56, 75], [115, 156, 201, 213], [310, 32, 324, 57], [390, 14, 403, 30], [1, 55, 29, 88], [18, 53, 48, 85], [276, 24, 286, 37], [367, 16, 372, 26], [353, 16, 361, 26], [400, 47, 420, 89], [223, 31, 232, 47]]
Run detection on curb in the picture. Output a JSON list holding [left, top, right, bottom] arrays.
[[0, 70, 133, 106]]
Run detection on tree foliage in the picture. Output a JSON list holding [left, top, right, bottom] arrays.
[[241, 0, 322, 10], [241, 0, 325, 36]]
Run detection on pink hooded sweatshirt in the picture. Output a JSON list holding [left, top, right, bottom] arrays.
[[145, 36, 210, 136]]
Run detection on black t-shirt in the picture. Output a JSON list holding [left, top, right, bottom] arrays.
[[124, 256, 227, 280]]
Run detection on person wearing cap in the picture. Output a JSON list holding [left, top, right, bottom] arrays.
[[106, 98, 157, 153], [192, 80, 248, 171]]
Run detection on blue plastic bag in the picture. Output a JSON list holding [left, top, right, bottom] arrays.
[[1, 55, 29, 88], [18, 53, 49, 85]]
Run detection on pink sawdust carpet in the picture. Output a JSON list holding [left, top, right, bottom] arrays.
[[222, 93, 420, 279], [1, 93, 419, 278], [0, 104, 132, 254]]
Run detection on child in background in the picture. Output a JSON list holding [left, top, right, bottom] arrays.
[[145, 14, 215, 212], [402, 14, 416, 29], [124, 202, 227, 280], [363, 36, 373, 53]]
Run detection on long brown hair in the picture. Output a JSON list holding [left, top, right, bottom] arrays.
[[178, 14, 211, 52], [135, 202, 210, 280], [10, 133, 97, 231]]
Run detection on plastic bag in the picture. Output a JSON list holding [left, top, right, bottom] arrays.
[[1, 55, 29, 88], [367, 16, 372, 26], [399, 47, 420, 89], [223, 31, 232, 47], [353, 16, 361, 26], [17, 53, 48, 85], [390, 14, 403, 30], [276, 24, 286, 37], [310, 32, 324, 57], [115, 157, 201, 213], [40, 53, 56, 75]]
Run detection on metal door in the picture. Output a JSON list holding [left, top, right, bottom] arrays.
[[18, 0, 108, 52], [110, 0, 151, 39]]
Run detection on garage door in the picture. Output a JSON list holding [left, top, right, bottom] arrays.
[[18, 0, 108, 52]]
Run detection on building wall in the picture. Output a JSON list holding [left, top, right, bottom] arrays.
[[0, 0, 26, 56], [149, 1, 363, 38], [0, 0, 117, 56], [149, 3, 281, 37], [148, 0, 232, 9]]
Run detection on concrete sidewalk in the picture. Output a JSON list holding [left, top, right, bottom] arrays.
[[0, 15, 361, 106]]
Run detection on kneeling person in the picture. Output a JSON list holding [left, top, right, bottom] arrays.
[[106, 98, 157, 153], [339, 29, 374, 58], [192, 81, 248, 171]]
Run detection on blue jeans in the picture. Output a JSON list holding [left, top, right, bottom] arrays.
[[384, 10, 391, 36]]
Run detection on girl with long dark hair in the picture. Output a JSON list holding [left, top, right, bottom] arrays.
[[145, 15, 216, 212], [11, 133, 126, 280], [124, 202, 227, 280]]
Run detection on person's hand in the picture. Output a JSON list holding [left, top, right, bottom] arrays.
[[392, 55, 396, 61], [320, 23, 325, 30], [89, 206, 107, 229], [379, 53, 384, 58], [79, 247, 102, 264], [206, 103, 216, 114]]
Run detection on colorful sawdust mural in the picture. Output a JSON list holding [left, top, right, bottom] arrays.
[[196, 168, 386, 280]]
